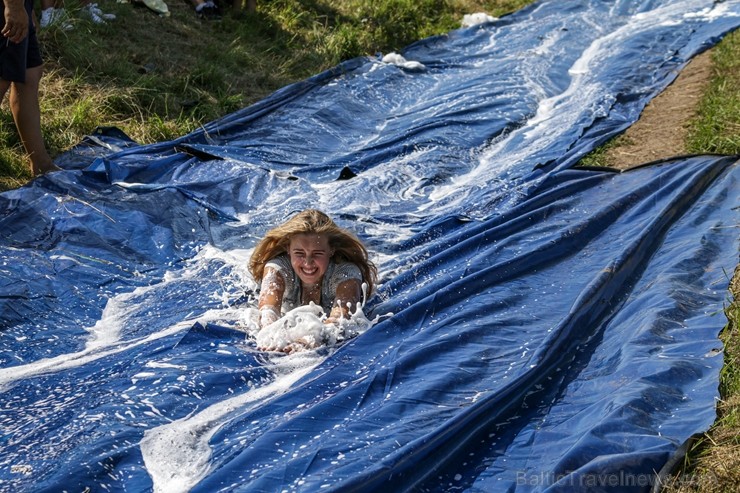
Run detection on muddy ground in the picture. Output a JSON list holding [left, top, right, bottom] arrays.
[[602, 49, 713, 169]]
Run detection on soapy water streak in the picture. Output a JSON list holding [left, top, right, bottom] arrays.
[[426, 0, 735, 217], [0, 291, 226, 392], [0, 245, 251, 391], [140, 356, 317, 493]]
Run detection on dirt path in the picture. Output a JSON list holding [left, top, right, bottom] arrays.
[[604, 49, 713, 169]]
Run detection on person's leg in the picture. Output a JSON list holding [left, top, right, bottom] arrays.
[[8, 65, 57, 174], [0, 79, 10, 101], [40, 0, 56, 14]]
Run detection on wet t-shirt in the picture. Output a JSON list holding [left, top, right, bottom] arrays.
[[264, 254, 363, 314]]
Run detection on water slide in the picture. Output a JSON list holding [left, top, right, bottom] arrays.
[[1, 0, 739, 491]]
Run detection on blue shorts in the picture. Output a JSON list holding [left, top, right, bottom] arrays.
[[0, 0, 43, 83]]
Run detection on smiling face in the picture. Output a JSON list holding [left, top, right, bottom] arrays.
[[288, 233, 332, 287]]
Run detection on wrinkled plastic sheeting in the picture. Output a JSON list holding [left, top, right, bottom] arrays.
[[1, 0, 740, 492]]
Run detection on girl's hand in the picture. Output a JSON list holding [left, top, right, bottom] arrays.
[[326, 278, 361, 324], [258, 307, 279, 328]]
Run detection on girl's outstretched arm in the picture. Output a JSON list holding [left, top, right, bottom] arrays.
[[258, 267, 285, 328]]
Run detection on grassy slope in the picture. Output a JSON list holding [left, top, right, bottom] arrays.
[[1, 1, 738, 489]]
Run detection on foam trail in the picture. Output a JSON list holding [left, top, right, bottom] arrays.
[[141, 355, 319, 493], [428, 47, 604, 202], [0, 243, 255, 390], [0, 287, 145, 389], [0, 307, 240, 391]]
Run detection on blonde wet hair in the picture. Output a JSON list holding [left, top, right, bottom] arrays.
[[249, 209, 377, 294]]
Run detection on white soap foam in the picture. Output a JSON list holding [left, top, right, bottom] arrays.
[[461, 12, 498, 28], [381, 52, 426, 71], [248, 283, 385, 353], [428, 0, 692, 208]]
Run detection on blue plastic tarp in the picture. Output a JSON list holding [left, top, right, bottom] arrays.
[[2, 0, 740, 491]]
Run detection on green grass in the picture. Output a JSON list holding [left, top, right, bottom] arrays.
[[686, 29, 740, 155]]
